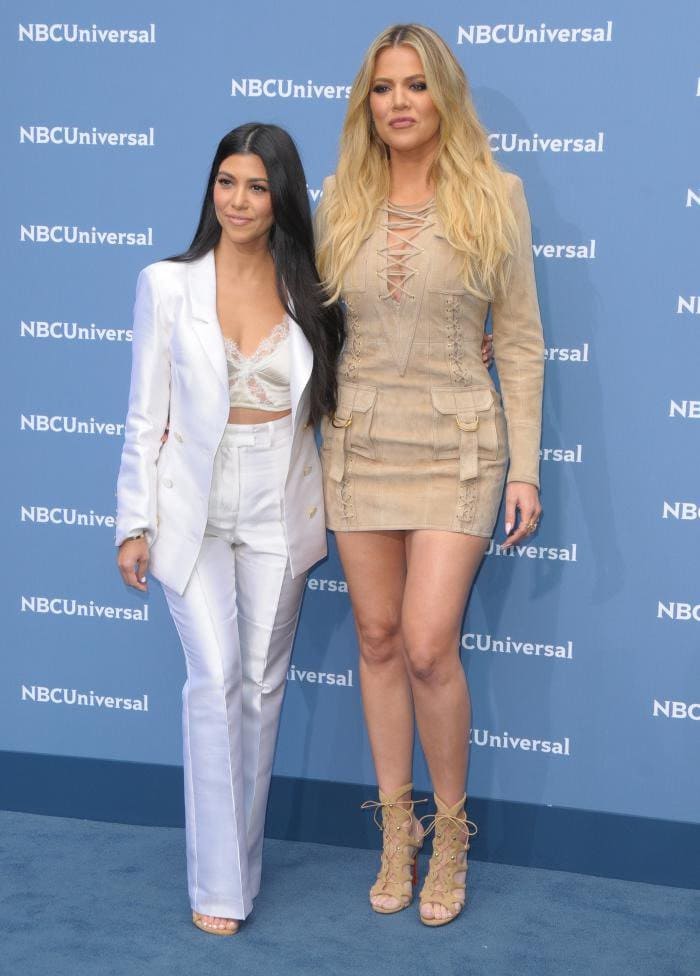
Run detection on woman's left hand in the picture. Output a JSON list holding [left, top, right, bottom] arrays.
[[502, 482, 542, 547]]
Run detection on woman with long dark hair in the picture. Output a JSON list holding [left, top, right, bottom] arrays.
[[115, 123, 344, 935]]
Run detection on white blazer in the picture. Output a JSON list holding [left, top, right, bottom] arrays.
[[115, 250, 327, 595]]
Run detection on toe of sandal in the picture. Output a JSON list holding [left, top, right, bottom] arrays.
[[192, 912, 240, 936]]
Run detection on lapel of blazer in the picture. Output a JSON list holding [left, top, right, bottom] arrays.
[[288, 315, 313, 430], [187, 251, 228, 392]]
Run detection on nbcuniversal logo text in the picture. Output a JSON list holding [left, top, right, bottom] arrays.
[[540, 444, 583, 463], [652, 700, 700, 720], [662, 502, 699, 521], [470, 728, 571, 756], [533, 240, 596, 260], [668, 400, 700, 419], [20, 320, 132, 343], [306, 577, 348, 593], [486, 540, 578, 561], [231, 78, 351, 99], [544, 345, 590, 364], [20, 415, 125, 436], [286, 665, 353, 687], [20, 126, 154, 148], [21, 506, 116, 529], [20, 225, 153, 246], [489, 132, 604, 154], [21, 596, 148, 622], [18, 23, 156, 44], [457, 21, 613, 45], [462, 632, 574, 661], [657, 602, 700, 622], [677, 296, 700, 314], [21, 685, 149, 711]]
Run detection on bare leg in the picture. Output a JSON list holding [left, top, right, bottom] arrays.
[[335, 530, 421, 910], [402, 530, 488, 921]]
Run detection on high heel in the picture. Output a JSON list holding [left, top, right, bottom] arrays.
[[191, 911, 240, 936], [418, 793, 477, 927], [361, 782, 424, 914]]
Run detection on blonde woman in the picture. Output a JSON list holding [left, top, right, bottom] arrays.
[[316, 24, 544, 926]]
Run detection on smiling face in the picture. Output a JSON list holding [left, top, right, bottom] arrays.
[[212, 153, 274, 249], [368, 44, 441, 156]]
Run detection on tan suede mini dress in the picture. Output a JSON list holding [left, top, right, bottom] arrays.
[[319, 172, 544, 537]]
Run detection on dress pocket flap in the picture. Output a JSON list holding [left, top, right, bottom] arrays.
[[431, 388, 466, 415], [431, 387, 499, 467], [471, 388, 495, 413], [330, 384, 378, 463], [431, 387, 494, 417], [337, 384, 377, 417], [351, 386, 377, 414]]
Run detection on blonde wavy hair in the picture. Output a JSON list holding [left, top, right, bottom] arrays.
[[316, 23, 518, 302]]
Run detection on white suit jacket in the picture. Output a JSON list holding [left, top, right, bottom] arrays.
[[115, 251, 327, 595]]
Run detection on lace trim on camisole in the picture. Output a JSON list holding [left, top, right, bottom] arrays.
[[223, 317, 291, 410], [377, 199, 435, 303]]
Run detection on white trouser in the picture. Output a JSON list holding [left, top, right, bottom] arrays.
[[162, 415, 305, 920]]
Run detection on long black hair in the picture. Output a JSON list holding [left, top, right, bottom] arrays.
[[170, 123, 344, 423]]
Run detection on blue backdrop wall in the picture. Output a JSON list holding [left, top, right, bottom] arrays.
[[2, 1, 698, 885]]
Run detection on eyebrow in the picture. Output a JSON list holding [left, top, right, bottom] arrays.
[[372, 74, 426, 83], [217, 170, 269, 182]]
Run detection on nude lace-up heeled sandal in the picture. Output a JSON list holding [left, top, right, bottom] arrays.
[[361, 782, 425, 914], [419, 793, 478, 927], [191, 912, 240, 936]]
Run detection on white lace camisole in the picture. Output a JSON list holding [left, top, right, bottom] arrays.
[[223, 316, 291, 411]]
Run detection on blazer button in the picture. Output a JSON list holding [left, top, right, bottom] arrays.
[[307, 506, 317, 519], [303, 465, 312, 476], [174, 432, 183, 443], [163, 478, 173, 488]]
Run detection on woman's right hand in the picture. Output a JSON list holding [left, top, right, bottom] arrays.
[[117, 537, 150, 592]]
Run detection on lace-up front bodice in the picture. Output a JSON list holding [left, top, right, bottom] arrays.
[[224, 317, 291, 411], [378, 199, 436, 303]]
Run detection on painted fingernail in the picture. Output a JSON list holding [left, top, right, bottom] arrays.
[[505, 522, 513, 535], [139, 577, 146, 583]]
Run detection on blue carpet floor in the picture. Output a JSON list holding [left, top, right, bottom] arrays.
[[1, 810, 698, 976]]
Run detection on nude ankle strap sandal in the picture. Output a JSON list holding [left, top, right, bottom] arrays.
[[418, 793, 477, 927], [361, 782, 426, 914]]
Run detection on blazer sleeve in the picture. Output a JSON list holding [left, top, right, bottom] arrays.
[[115, 266, 171, 547], [491, 174, 545, 488]]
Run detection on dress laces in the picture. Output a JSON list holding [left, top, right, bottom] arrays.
[[377, 200, 435, 303]]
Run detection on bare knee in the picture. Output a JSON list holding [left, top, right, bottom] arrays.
[[405, 644, 459, 685], [357, 618, 403, 668]]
